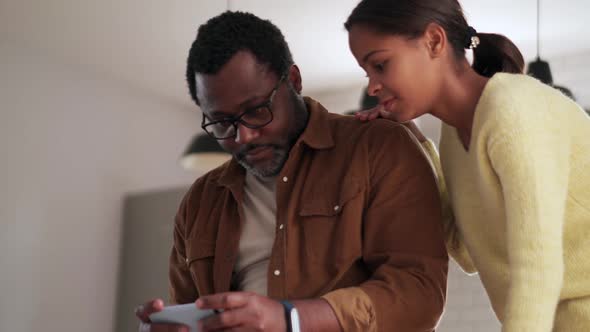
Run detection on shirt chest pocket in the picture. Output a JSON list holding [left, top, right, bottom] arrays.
[[298, 177, 364, 264], [186, 241, 216, 296]]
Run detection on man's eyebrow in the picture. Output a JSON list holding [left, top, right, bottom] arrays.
[[206, 110, 232, 119], [205, 79, 275, 119]]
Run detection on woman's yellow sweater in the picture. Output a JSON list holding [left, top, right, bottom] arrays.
[[424, 73, 590, 331]]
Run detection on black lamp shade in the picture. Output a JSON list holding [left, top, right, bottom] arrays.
[[182, 133, 225, 155], [180, 133, 230, 172], [527, 57, 576, 101], [527, 57, 553, 85], [345, 87, 380, 115], [553, 85, 575, 100], [361, 87, 379, 110]]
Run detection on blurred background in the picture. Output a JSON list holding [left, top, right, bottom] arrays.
[[0, 1, 588, 331]]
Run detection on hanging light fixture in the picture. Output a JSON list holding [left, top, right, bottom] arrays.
[[526, 0, 575, 100], [345, 87, 379, 115], [179, 133, 231, 172], [179, 0, 233, 172]]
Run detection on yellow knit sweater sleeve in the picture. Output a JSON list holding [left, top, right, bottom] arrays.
[[484, 86, 568, 332], [420, 140, 476, 274]]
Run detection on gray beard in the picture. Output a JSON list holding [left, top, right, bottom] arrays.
[[236, 145, 288, 178]]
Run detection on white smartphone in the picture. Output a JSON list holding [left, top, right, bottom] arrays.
[[149, 303, 215, 332]]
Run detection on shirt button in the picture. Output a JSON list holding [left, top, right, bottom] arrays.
[[185, 258, 189, 264], [282, 176, 288, 183], [279, 224, 284, 230], [334, 205, 340, 211], [274, 269, 281, 276]]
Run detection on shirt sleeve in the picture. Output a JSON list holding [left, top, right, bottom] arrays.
[[487, 99, 567, 332], [323, 122, 449, 332], [168, 185, 200, 304]]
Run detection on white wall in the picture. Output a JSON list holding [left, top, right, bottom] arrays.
[[0, 43, 201, 332], [549, 50, 590, 108]]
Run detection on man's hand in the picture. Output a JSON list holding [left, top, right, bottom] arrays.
[[196, 292, 286, 332], [135, 299, 189, 332]]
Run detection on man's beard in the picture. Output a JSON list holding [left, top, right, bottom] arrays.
[[235, 88, 308, 178], [235, 143, 289, 178]]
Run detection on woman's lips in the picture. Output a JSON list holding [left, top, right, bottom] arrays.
[[381, 98, 397, 112]]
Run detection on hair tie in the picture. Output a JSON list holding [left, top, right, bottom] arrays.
[[465, 26, 480, 49]]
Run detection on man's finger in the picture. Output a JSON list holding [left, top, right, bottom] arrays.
[[197, 292, 249, 310], [199, 308, 246, 331], [135, 299, 164, 322]]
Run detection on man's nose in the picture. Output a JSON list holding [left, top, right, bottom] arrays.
[[234, 123, 261, 145]]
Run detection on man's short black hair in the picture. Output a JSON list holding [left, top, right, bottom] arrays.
[[186, 11, 294, 105]]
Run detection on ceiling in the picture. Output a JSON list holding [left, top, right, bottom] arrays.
[[1, 0, 589, 110]]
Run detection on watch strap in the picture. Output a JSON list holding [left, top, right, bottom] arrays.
[[280, 300, 295, 332]]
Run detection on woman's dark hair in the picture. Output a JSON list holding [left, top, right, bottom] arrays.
[[345, 0, 524, 77]]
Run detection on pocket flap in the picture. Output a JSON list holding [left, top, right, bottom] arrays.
[[299, 177, 363, 217]]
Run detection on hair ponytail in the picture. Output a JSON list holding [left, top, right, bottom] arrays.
[[472, 33, 524, 77]]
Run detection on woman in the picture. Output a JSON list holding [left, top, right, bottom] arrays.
[[345, 0, 590, 331]]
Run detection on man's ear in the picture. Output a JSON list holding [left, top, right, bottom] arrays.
[[288, 65, 303, 93]]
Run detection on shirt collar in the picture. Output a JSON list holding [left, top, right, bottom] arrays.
[[297, 96, 335, 150]]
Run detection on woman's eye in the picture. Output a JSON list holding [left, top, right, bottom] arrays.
[[372, 59, 390, 73]]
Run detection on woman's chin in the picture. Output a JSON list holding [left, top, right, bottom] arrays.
[[388, 113, 415, 124]]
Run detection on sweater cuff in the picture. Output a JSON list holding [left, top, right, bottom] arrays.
[[502, 271, 562, 332]]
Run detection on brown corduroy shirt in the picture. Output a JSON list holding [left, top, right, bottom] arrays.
[[169, 97, 448, 332]]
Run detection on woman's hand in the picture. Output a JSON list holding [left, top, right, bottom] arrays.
[[354, 106, 426, 143], [354, 105, 396, 122]]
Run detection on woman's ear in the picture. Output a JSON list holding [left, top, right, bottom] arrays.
[[423, 22, 447, 58]]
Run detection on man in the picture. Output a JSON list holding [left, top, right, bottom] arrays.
[[136, 11, 448, 332]]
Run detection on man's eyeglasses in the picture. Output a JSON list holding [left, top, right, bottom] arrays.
[[201, 73, 288, 140]]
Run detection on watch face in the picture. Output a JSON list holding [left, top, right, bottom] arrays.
[[291, 308, 301, 332]]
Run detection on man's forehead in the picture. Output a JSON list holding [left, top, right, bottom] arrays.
[[195, 52, 276, 113]]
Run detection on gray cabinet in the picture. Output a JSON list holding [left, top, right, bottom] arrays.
[[114, 187, 188, 332]]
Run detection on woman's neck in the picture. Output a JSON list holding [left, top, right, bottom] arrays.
[[432, 60, 489, 149]]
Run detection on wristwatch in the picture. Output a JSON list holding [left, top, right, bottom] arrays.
[[280, 300, 301, 332]]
